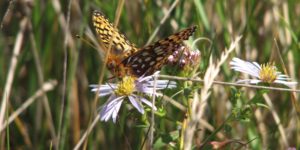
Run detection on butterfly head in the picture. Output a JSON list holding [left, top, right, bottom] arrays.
[[107, 56, 127, 78]]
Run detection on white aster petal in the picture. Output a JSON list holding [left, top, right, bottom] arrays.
[[128, 95, 144, 114], [252, 62, 262, 70], [100, 95, 124, 123], [248, 79, 262, 84], [140, 97, 157, 111], [92, 71, 177, 123], [236, 79, 262, 84], [111, 101, 123, 123], [138, 74, 153, 82], [138, 71, 160, 82], [230, 57, 260, 78], [136, 86, 162, 97], [136, 76, 176, 96], [147, 80, 177, 89], [277, 75, 288, 79], [139, 87, 154, 95], [90, 84, 117, 97], [274, 80, 298, 88], [105, 95, 124, 109], [231, 57, 297, 88]]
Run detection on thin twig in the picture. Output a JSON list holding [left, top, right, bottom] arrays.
[[158, 75, 300, 93], [184, 36, 242, 149], [51, 0, 76, 47], [263, 94, 289, 147], [274, 38, 300, 115], [254, 109, 268, 147], [57, 0, 73, 148], [21, 2, 58, 146], [29, 23, 58, 147], [73, 115, 100, 150], [146, 0, 179, 45], [0, 17, 28, 133], [80, 1, 126, 149], [0, 80, 57, 132], [0, 0, 15, 29], [91, 0, 125, 111], [162, 95, 186, 112], [149, 74, 158, 149], [9, 103, 32, 147]]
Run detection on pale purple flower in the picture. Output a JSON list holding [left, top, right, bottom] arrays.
[[167, 45, 201, 68], [90, 72, 176, 123], [230, 57, 297, 88]]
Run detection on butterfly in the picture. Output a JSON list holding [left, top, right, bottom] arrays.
[[92, 10, 196, 77]]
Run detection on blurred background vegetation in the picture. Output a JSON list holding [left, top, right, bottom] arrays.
[[0, 0, 300, 149]]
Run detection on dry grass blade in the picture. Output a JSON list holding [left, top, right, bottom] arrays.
[[2, 1, 300, 149], [263, 94, 289, 147], [51, 0, 79, 149], [77, 1, 126, 149], [158, 75, 300, 93], [29, 24, 58, 148], [0, 18, 28, 132], [184, 36, 242, 149], [145, 0, 180, 45], [73, 115, 100, 150], [149, 74, 158, 148], [0, 80, 58, 132], [0, 0, 15, 29]]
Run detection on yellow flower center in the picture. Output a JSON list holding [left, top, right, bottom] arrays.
[[115, 76, 136, 96], [259, 63, 277, 83]]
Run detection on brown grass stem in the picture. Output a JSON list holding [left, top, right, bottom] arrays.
[[0, 18, 28, 134], [0, 80, 57, 133]]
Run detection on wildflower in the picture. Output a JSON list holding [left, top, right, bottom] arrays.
[[230, 57, 297, 88], [90, 72, 176, 123], [168, 46, 201, 68]]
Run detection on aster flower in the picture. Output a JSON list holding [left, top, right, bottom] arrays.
[[230, 57, 297, 88], [90, 72, 176, 123]]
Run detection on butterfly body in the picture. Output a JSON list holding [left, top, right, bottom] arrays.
[[92, 10, 196, 77]]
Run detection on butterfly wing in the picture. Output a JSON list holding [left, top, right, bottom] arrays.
[[92, 10, 138, 58], [122, 26, 197, 77]]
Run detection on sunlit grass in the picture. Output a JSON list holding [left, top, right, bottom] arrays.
[[0, 0, 299, 149]]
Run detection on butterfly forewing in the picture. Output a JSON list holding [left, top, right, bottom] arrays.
[[122, 26, 197, 76], [92, 10, 196, 77], [92, 10, 138, 57]]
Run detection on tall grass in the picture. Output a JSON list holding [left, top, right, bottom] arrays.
[[0, 0, 300, 149]]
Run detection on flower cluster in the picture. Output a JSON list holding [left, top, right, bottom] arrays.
[[230, 57, 297, 88], [168, 45, 201, 69], [91, 57, 298, 123], [91, 72, 176, 123]]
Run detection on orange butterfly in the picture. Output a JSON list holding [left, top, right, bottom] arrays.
[[92, 10, 196, 77]]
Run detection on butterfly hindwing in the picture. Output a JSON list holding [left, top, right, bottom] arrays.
[[122, 26, 197, 76]]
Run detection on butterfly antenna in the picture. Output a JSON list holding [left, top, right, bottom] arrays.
[[76, 34, 98, 50], [108, 76, 116, 81]]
